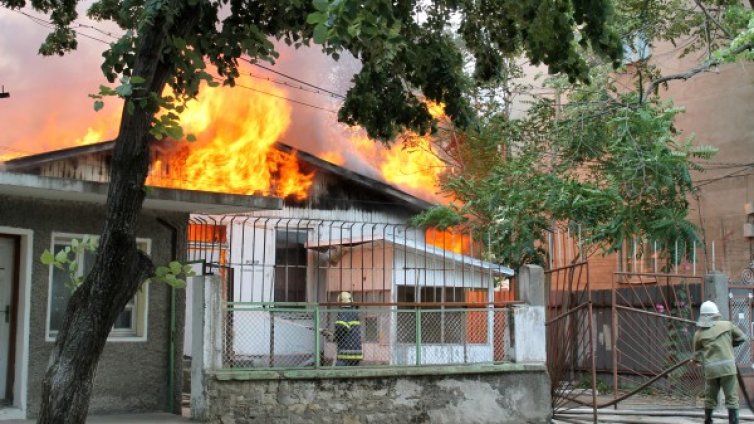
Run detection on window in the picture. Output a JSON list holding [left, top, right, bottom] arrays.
[[47, 234, 150, 341], [273, 229, 307, 302], [396, 286, 475, 344]]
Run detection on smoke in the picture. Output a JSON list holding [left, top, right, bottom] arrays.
[[0, 10, 435, 199]]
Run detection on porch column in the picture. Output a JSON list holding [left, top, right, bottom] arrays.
[[704, 271, 730, 319], [512, 265, 546, 363]]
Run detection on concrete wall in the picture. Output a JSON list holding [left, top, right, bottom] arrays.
[[0, 194, 186, 417], [204, 366, 551, 424]]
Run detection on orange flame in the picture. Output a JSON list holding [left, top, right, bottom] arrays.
[[146, 81, 314, 200], [425, 227, 471, 255], [343, 102, 448, 202]]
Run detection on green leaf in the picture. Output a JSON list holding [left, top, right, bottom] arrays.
[[55, 249, 69, 264], [130, 75, 146, 84], [307, 12, 325, 25], [156, 266, 170, 278], [169, 261, 182, 274], [186, 134, 197, 142], [40, 250, 55, 265], [164, 125, 183, 140], [94, 100, 105, 112], [115, 84, 133, 97], [313, 24, 329, 44], [313, 0, 329, 12]]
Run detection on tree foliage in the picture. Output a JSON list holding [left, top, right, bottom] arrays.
[[414, 71, 717, 269]]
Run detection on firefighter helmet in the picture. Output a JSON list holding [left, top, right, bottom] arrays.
[[337, 291, 353, 303], [697, 301, 721, 328], [700, 301, 720, 316]]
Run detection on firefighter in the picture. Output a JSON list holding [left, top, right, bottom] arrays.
[[693, 300, 746, 424], [334, 291, 363, 366]]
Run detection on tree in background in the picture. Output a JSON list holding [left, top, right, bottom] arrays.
[[413, 0, 754, 270], [0, 0, 626, 422]]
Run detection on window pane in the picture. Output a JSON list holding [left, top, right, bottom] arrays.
[[48, 237, 147, 338], [49, 245, 73, 333], [113, 309, 134, 330], [274, 229, 307, 302]]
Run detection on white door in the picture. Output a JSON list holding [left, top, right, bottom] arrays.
[[0, 237, 16, 400]]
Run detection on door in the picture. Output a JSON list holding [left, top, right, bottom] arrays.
[[0, 236, 18, 402]]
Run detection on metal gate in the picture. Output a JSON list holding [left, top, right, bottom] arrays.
[[546, 262, 598, 422], [547, 266, 706, 423], [607, 273, 704, 410]]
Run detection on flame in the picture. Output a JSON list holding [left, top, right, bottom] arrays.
[[188, 223, 227, 243], [146, 81, 314, 200], [344, 101, 447, 202], [425, 227, 471, 255], [380, 136, 444, 197]]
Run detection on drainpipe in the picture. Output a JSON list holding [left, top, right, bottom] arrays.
[[157, 217, 180, 414]]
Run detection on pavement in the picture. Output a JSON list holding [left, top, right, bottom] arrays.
[[2, 413, 193, 423], [553, 407, 754, 423]]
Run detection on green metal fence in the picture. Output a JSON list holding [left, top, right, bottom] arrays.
[[219, 302, 515, 370]]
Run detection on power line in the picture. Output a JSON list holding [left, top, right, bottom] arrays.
[[246, 72, 344, 100], [241, 58, 346, 99], [9, 9, 112, 45], [212, 77, 339, 114]]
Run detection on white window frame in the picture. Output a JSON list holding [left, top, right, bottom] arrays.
[[45, 232, 150, 342]]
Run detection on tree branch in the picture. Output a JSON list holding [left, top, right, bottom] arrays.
[[692, 0, 733, 39], [642, 41, 754, 101]]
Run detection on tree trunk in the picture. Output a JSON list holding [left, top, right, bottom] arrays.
[[36, 4, 200, 422]]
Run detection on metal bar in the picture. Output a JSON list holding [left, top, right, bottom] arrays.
[[612, 273, 619, 408], [545, 302, 590, 325], [416, 307, 422, 366], [613, 304, 696, 324], [597, 359, 693, 408], [587, 265, 597, 424], [314, 304, 321, 368]]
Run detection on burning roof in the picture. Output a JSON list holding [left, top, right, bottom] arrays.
[[2, 140, 435, 212]]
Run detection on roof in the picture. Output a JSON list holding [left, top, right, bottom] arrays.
[[3, 140, 435, 211], [0, 171, 282, 214], [306, 234, 515, 276]]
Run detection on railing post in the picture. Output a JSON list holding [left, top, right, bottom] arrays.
[[314, 304, 321, 369], [415, 307, 422, 366]]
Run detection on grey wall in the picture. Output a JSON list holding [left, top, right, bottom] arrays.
[[205, 370, 551, 424], [0, 194, 187, 417]]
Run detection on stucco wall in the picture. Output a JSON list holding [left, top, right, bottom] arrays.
[[0, 194, 186, 417], [205, 366, 551, 424]]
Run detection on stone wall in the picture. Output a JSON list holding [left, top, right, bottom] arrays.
[[204, 365, 550, 424]]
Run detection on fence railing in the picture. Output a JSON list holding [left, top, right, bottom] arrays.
[[218, 302, 515, 369]]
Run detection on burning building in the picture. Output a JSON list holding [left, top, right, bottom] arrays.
[[0, 79, 518, 420]]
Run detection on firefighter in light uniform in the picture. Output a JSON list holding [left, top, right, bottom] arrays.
[[694, 300, 746, 424], [334, 291, 363, 366]]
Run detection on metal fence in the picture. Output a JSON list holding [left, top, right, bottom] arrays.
[[730, 294, 753, 366], [220, 302, 513, 369]]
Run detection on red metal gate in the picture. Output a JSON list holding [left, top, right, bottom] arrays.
[[547, 267, 706, 423]]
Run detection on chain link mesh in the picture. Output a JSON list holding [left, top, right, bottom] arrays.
[[729, 296, 752, 366], [220, 304, 512, 369]]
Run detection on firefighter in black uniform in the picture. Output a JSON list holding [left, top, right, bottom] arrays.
[[334, 291, 363, 366]]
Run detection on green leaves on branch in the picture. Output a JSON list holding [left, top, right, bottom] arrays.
[[40, 237, 98, 291], [40, 238, 196, 290], [148, 261, 196, 289]]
